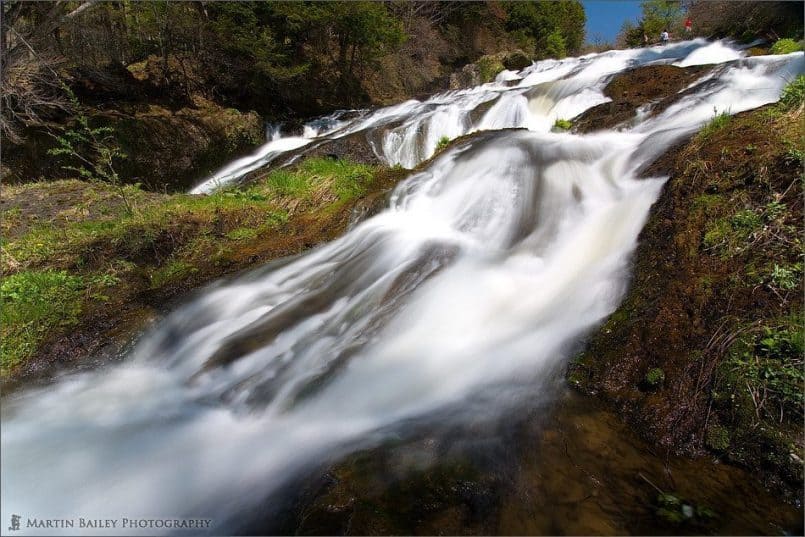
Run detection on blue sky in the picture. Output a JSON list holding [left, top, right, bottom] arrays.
[[582, 1, 642, 43]]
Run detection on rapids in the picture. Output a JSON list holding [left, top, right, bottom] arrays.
[[3, 39, 803, 535]]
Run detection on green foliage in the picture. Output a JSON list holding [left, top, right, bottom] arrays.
[[617, 0, 682, 47], [640, 0, 683, 38], [543, 30, 567, 58], [47, 93, 132, 212], [435, 136, 451, 153], [779, 75, 805, 110], [721, 319, 805, 423], [645, 367, 665, 387], [704, 425, 730, 451], [1, 270, 84, 371], [770, 38, 802, 55], [768, 263, 802, 291], [504, 1, 586, 58], [553, 118, 572, 130], [703, 208, 761, 255]]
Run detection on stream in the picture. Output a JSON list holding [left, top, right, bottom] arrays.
[[2, 39, 803, 535]]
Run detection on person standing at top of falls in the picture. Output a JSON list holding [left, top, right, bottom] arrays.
[[684, 17, 693, 34], [660, 29, 670, 45]]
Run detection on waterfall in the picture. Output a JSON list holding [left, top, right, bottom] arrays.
[[3, 40, 803, 535]]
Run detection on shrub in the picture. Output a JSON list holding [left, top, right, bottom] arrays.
[[645, 367, 665, 387], [553, 118, 572, 131], [476, 56, 505, 83], [770, 38, 801, 55], [435, 136, 451, 153]]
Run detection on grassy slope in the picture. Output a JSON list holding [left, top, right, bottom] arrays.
[[569, 76, 805, 499], [0, 158, 407, 379]]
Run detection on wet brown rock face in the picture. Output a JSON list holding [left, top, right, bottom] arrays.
[[573, 64, 713, 132], [569, 103, 804, 500], [265, 392, 802, 535]]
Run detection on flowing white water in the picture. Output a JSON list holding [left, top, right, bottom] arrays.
[[3, 41, 803, 534]]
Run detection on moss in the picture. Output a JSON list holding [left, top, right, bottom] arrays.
[[226, 227, 259, 241], [571, 100, 803, 499]]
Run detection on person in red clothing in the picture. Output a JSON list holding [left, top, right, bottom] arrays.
[[684, 17, 693, 34]]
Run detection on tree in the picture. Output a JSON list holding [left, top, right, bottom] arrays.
[[640, 0, 683, 38], [503, 1, 586, 59]]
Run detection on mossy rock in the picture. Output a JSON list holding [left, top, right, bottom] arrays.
[[503, 50, 532, 71]]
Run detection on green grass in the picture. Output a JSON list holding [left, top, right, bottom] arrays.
[[702, 209, 762, 255], [779, 75, 805, 110], [553, 118, 572, 131], [260, 158, 375, 203], [149, 259, 198, 289], [1, 270, 85, 372], [226, 227, 260, 241], [770, 38, 802, 55], [1, 157, 384, 375], [698, 110, 731, 139]]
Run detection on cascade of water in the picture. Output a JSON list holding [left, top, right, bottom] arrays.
[[3, 41, 802, 534]]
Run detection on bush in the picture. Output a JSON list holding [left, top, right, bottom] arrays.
[[476, 56, 505, 83], [770, 38, 802, 55], [553, 118, 572, 130], [645, 367, 665, 387], [435, 136, 451, 153]]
